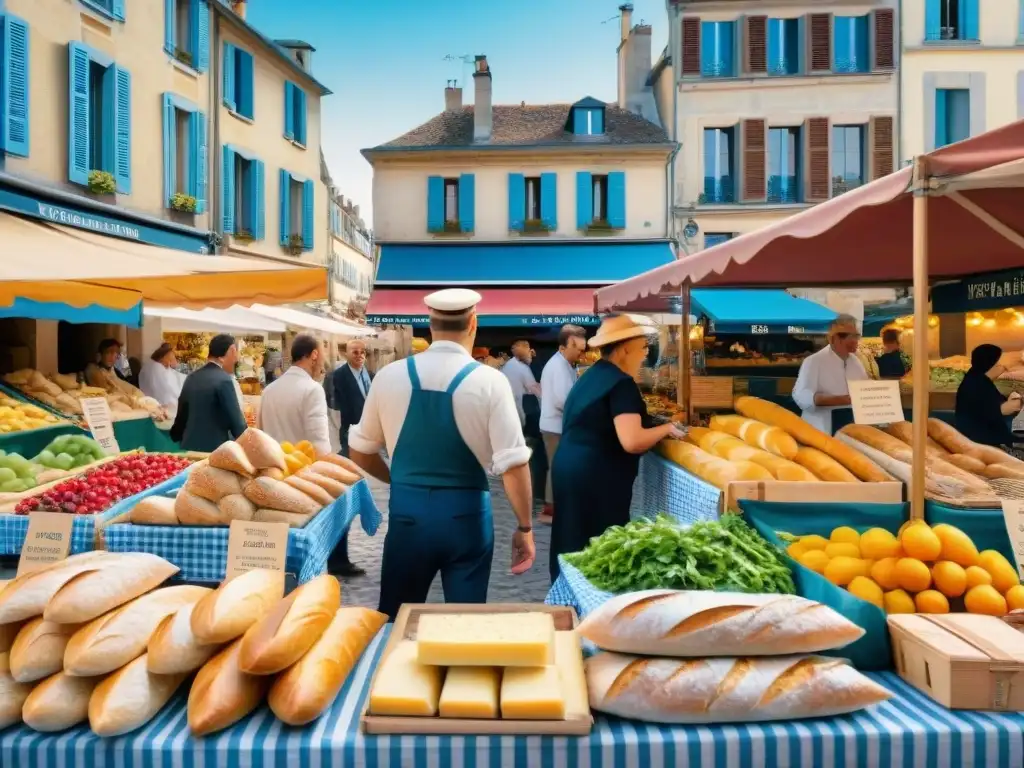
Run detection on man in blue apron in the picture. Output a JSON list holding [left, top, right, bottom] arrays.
[[347, 289, 536, 619]]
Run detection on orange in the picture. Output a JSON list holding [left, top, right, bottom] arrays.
[[932, 524, 979, 568], [870, 557, 901, 590], [860, 528, 901, 560], [931, 561, 967, 598], [786, 541, 808, 559], [799, 535, 829, 551], [825, 542, 861, 559], [964, 565, 993, 589], [883, 589, 916, 614], [977, 550, 1020, 594], [900, 524, 942, 561], [847, 576, 884, 608], [914, 590, 950, 614], [824, 556, 871, 587], [830, 527, 860, 546], [964, 584, 1008, 616], [797, 549, 830, 574], [1006, 585, 1024, 612], [894, 558, 931, 593]]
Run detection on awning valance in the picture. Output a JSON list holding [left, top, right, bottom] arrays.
[[691, 290, 837, 335], [248, 304, 375, 337], [366, 288, 601, 327], [144, 305, 288, 334]]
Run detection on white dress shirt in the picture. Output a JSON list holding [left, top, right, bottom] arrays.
[[258, 365, 333, 457], [349, 341, 531, 475], [502, 356, 539, 425], [792, 346, 869, 434], [138, 360, 185, 418], [539, 352, 576, 435]]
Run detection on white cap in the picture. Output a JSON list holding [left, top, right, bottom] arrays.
[[424, 288, 482, 313]]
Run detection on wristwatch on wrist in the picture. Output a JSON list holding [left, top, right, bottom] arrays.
[[517, 524, 533, 534]]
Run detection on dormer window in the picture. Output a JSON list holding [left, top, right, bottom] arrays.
[[567, 97, 607, 137]]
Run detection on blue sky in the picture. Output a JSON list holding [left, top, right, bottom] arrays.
[[248, 0, 669, 224]]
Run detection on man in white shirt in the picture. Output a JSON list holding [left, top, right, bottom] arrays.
[[348, 288, 536, 619], [503, 340, 541, 427], [792, 314, 869, 435], [258, 333, 333, 458], [537, 325, 587, 524]]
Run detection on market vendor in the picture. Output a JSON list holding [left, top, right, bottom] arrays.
[[84, 338, 131, 389], [955, 343, 1023, 449], [791, 314, 868, 434], [876, 328, 908, 379], [347, 288, 535, 620], [138, 343, 186, 419]]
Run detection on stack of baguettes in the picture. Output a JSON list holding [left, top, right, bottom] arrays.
[[0, 555, 386, 737], [129, 427, 363, 528], [577, 590, 893, 724]]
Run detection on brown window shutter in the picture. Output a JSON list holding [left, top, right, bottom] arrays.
[[682, 18, 701, 76], [808, 13, 832, 72], [869, 116, 895, 180], [804, 118, 830, 203], [872, 9, 895, 70], [741, 119, 767, 201], [746, 16, 767, 74]]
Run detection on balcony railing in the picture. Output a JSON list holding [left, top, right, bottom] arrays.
[[767, 175, 799, 204], [701, 177, 735, 204]]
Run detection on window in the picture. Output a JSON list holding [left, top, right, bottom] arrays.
[[444, 178, 459, 223], [278, 169, 314, 252], [427, 174, 474, 232], [0, 14, 30, 158], [221, 145, 265, 239], [508, 172, 556, 231], [700, 21, 735, 76], [234, 154, 253, 234], [591, 175, 608, 221], [164, 0, 209, 72], [81, 0, 125, 22], [703, 127, 734, 203], [767, 18, 799, 76], [926, 0, 979, 42], [936, 88, 971, 148], [284, 81, 307, 146], [704, 233, 732, 249], [833, 16, 869, 73], [767, 127, 800, 203], [576, 171, 625, 229], [67, 43, 131, 193], [525, 177, 542, 221], [572, 107, 604, 136], [162, 93, 207, 212], [831, 125, 865, 196], [223, 43, 254, 119]]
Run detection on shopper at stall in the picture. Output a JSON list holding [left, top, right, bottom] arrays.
[[169, 333, 247, 452], [537, 325, 587, 525], [503, 339, 541, 428], [347, 288, 535, 620], [876, 328, 908, 379], [548, 315, 686, 582], [139, 343, 185, 418], [792, 314, 869, 434], [84, 339, 131, 389], [955, 343, 1023, 448], [260, 333, 333, 456]]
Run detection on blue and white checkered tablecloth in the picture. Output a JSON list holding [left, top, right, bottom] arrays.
[[102, 479, 382, 584], [630, 453, 721, 526]]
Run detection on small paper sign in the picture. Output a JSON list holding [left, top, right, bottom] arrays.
[[17, 512, 74, 577], [1001, 501, 1024, 578], [80, 397, 121, 455], [690, 377, 735, 409], [225, 519, 289, 580], [849, 380, 904, 426]]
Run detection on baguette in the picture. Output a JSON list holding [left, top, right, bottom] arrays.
[[64, 585, 210, 677], [175, 489, 230, 525], [585, 652, 891, 724], [577, 590, 864, 657], [44, 553, 180, 625], [185, 463, 245, 502], [690, 429, 815, 481], [22, 671, 99, 732], [208, 442, 256, 475], [317, 453, 363, 476], [883, 421, 950, 458], [0, 552, 115, 623], [130, 495, 179, 525], [148, 602, 223, 675], [243, 476, 322, 516], [254, 508, 314, 528], [792, 446, 859, 482], [980, 463, 1024, 480], [836, 435, 980, 499], [657, 440, 772, 490], [735, 396, 891, 482], [9, 618, 78, 683], [188, 639, 270, 737], [295, 468, 347, 499], [309, 460, 361, 486], [745, 453, 818, 482], [284, 473, 337, 506], [236, 428, 288, 471], [946, 453, 989, 474], [239, 574, 341, 675], [928, 418, 1024, 468], [0, 618, 23, 654], [259, 467, 286, 481], [190, 568, 285, 644], [709, 414, 799, 459], [268, 606, 387, 725], [0, 651, 32, 730], [217, 493, 257, 522], [89, 654, 188, 737]]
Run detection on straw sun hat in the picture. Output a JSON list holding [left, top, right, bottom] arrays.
[[588, 314, 656, 348]]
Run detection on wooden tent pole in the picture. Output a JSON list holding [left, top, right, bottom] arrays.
[[680, 284, 692, 422], [911, 156, 930, 521]]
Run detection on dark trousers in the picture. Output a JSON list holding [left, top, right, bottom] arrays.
[[327, 433, 353, 569]]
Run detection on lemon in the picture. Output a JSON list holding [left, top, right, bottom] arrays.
[[1006, 584, 1024, 612], [830, 526, 860, 545], [932, 524, 979, 568], [901, 523, 942, 561], [931, 561, 967, 598], [860, 528, 900, 560], [848, 576, 884, 608], [914, 590, 950, 614], [883, 589, 916, 614], [894, 558, 932, 593], [964, 565, 993, 589], [797, 549, 830, 574], [964, 584, 1008, 616], [824, 556, 871, 587], [787, 541, 808, 559], [977, 550, 1020, 594], [798, 534, 829, 551], [870, 557, 901, 590], [825, 542, 861, 559]]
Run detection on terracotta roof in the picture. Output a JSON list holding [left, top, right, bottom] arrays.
[[368, 102, 670, 152]]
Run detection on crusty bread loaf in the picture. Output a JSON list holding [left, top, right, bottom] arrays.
[[0, 651, 32, 730], [43, 553, 179, 625], [239, 574, 341, 675], [586, 652, 891, 723], [0, 552, 116, 623], [980, 462, 1024, 480], [0, 618, 23, 654], [883, 421, 949, 458], [688, 428, 758, 461], [284, 474, 336, 506], [839, 424, 914, 457], [735, 396, 891, 482], [209, 442, 256, 475], [64, 585, 210, 677], [175, 489, 229, 526], [709, 414, 800, 459], [746, 453, 819, 482], [130, 495, 179, 525], [578, 590, 864, 657], [217, 493, 257, 522], [89, 654, 188, 737], [928, 418, 1024, 468], [188, 639, 270, 737], [294, 469, 346, 499], [190, 568, 285, 645], [268, 606, 386, 726], [657, 440, 772, 490], [309, 460, 360, 486], [317, 453, 363, 475], [22, 671, 99, 732], [185, 463, 245, 502], [793, 446, 859, 482], [10, 618, 77, 683], [254, 508, 314, 528], [258, 467, 286, 481], [946, 453, 989, 474], [689, 429, 815, 481], [236, 428, 287, 471], [243, 476, 322, 516], [148, 602, 223, 675]]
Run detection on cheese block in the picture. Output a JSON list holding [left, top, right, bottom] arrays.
[[209, 442, 256, 476], [500, 665, 566, 720], [130, 496, 179, 525], [555, 630, 590, 720], [243, 476, 322, 516], [438, 667, 501, 719], [22, 671, 99, 732], [89, 654, 188, 737], [185, 464, 244, 502], [9, 618, 77, 683], [368, 640, 444, 717], [416, 612, 555, 667], [236, 428, 288, 471], [175, 489, 230, 526], [0, 652, 32, 730]]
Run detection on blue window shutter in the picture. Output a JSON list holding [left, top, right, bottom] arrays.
[[607, 171, 626, 229], [67, 43, 90, 186], [458, 173, 475, 232], [239, 50, 254, 118], [540, 172, 557, 230], [223, 43, 236, 110], [279, 169, 291, 244], [222, 146, 235, 232], [163, 0, 174, 53], [796, 16, 806, 73], [508, 172, 525, 230], [252, 159, 265, 240], [297, 88, 307, 145], [162, 94, 175, 206], [925, 0, 940, 40], [426, 175, 443, 232], [935, 90, 948, 149], [195, 0, 210, 72], [576, 171, 592, 229], [112, 0, 125, 21], [302, 179, 314, 249], [193, 110, 208, 213], [113, 66, 131, 194], [1, 15, 30, 158], [961, 0, 979, 40], [833, 17, 849, 70], [283, 82, 294, 140]]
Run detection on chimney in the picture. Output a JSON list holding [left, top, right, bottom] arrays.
[[617, 4, 633, 108], [619, 3, 633, 43], [231, 0, 246, 20], [445, 80, 463, 111], [472, 55, 492, 143]]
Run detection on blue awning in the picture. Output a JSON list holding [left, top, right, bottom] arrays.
[[374, 241, 675, 286], [0, 296, 144, 327], [692, 290, 836, 335]]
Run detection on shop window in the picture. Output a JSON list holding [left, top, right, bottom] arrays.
[[767, 126, 800, 203], [221, 145, 264, 239], [0, 14, 30, 158], [832, 124, 865, 196], [284, 81, 307, 145], [279, 169, 314, 252], [703, 127, 735, 203], [223, 42, 254, 119], [68, 42, 131, 193]]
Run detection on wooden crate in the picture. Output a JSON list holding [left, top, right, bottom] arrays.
[[888, 614, 1024, 711], [361, 603, 592, 736], [725, 480, 904, 514]]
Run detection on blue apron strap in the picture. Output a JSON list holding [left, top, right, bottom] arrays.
[[406, 356, 422, 390], [446, 361, 480, 395]]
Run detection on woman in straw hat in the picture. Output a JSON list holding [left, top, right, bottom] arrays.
[[549, 314, 687, 581]]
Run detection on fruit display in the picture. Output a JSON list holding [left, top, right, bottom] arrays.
[[0, 452, 39, 494], [0, 396, 64, 434], [3, 369, 166, 422], [32, 435, 106, 472], [280, 440, 316, 476], [13, 454, 192, 516], [783, 521, 1021, 616]]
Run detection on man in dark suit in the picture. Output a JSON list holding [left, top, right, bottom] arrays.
[[328, 339, 372, 577], [170, 333, 248, 452]]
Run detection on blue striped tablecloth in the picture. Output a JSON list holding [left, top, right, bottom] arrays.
[[630, 453, 721, 526]]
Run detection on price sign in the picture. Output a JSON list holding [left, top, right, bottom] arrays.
[[80, 397, 121, 455], [17, 512, 74, 577], [1001, 501, 1024, 578], [849, 380, 904, 426], [750, 324, 770, 334], [225, 519, 289, 580]]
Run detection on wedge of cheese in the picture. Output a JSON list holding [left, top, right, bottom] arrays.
[[555, 630, 590, 720], [416, 612, 555, 667], [500, 666, 566, 720], [438, 667, 501, 719], [368, 641, 443, 717]]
